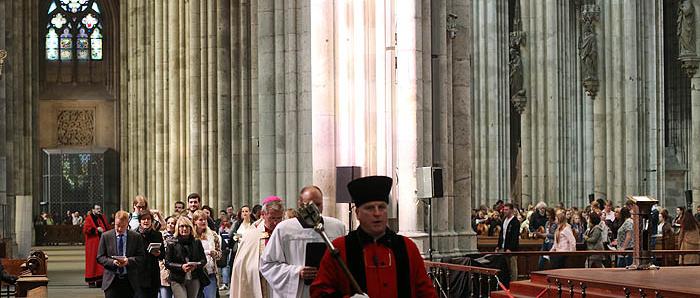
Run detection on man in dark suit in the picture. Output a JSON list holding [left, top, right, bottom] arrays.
[[496, 203, 520, 284], [97, 210, 145, 298]]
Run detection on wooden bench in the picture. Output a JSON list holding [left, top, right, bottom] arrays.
[[0, 250, 49, 298]]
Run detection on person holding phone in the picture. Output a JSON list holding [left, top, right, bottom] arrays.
[[96, 210, 145, 298], [165, 217, 209, 298]]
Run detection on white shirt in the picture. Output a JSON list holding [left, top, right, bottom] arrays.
[[502, 215, 514, 248], [602, 209, 615, 222], [260, 216, 346, 298]]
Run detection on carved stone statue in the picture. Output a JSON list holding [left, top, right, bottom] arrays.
[[509, 33, 525, 102], [580, 10, 598, 82], [678, 0, 696, 57], [580, 5, 599, 97]]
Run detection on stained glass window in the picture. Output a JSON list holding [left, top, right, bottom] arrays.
[[46, 0, 103, 61]]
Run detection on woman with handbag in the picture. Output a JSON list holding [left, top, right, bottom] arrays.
[[165, 217, 210, 298]]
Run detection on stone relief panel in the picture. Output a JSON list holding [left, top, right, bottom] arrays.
[[57, 109, 95, 146]]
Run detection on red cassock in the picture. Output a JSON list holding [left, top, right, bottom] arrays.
[[82, 213, 111, 283], [311, 229, 437, 298]]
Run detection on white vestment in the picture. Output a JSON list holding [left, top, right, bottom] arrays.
[[230, 221, 270, 298], [259, 216, 346, 298]]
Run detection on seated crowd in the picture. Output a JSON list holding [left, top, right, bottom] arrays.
[[472, 199, 700, 269]]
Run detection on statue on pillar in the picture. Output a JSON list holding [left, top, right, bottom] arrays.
[[509, 0, 526, 114], [509, 33, 525, 109], [678, 0, 696, 57], [580, 4, 599, 97]]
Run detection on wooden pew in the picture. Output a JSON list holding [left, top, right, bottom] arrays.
[[0, 250, 49, 298]]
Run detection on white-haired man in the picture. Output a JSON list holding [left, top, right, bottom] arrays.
[[230, 196, 285, 298]]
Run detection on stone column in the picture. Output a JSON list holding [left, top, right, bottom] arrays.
[[167, 0, 182, 203], [189, 0, 202, 195], [15, 195, 31, 258], [257, 0, 276, 198], [520, 0, 591, 206], [596, 0, 664, 205], [452, 0, 477, 252], [472, 0, 510, 208], [682, 0, 700, 208], [310, 0, 336, 217], [218, 0, 232, 210], [396, 0, 428, 251], [692, 76, 700, 208]]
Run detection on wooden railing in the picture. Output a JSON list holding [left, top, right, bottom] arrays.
[[34, 225, 83, 245], [471, 249, 700, 281], [424, 261, 502, 298]]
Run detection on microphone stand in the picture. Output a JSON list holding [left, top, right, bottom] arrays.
[[296, 203, 364, 295]]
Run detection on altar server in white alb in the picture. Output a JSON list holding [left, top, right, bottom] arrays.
[[259, 186, 346, 298]]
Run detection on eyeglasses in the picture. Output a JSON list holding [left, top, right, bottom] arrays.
[[135, 205, 146, 209]]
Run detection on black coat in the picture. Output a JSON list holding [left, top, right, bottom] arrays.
[[164, 237, 210, 287], [497, 216, 521, 251], [137, 228, 164, 290]]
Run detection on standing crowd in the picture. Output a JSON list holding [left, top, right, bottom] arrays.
[[82, 176, 438, 298], [474, 197, 700, 278]]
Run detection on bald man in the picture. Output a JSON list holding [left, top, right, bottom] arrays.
[[260, 186, 346, 298]]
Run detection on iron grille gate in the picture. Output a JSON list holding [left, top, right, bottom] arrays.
[[41, 148, 119, 223]]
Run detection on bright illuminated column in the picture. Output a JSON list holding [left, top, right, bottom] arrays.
[[396, 0, 427, 248], [311, 0, 338, 216]]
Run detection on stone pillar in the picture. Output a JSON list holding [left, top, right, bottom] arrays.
[[396, 0, 428, 251], [471, 0, 510, 208], [596, 0, 664, 205], [218, 0, 232, 210], [310, 0, 337, 216], [15, 195, 31, 258], [520, 0, 592, 206], [692, 76, 700, 208], [682, 0, 700, 209], [452, 0, 477, 252], [189, 0, 203, 195]]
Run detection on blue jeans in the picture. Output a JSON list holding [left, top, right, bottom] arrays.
[[537, 242, 553, 270], [222, 264, 231, 286], [158, 286, 172, 298], [202, 273, 218, 298], [617, 254, 633, 267]]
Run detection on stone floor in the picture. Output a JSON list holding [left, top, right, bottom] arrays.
[[36, 245, 228, 298], [38, 245, 103, 298]]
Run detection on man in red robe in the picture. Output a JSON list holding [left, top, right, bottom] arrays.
[[311, 176, 437, 298], [83, 204, 111, 288]]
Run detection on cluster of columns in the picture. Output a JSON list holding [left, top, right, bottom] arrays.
[[118, 0, 477, 256], [0, 0, 39, 257], [474, 0, 668, 208], [119, 0, 265, 213]]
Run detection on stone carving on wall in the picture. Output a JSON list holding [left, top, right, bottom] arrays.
[[580, 4, 600, 97], [510, 0, 527, 114], [0, 49, 6, 79], [679, 0, 699, 77], [57, 110, 94, 146]]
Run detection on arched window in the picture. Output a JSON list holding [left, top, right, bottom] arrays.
[[46, 0, 103, 61]]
